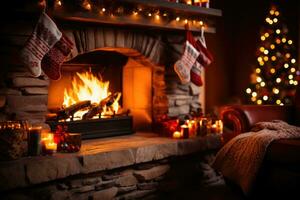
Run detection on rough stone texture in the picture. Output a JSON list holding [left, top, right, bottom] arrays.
[[117, 185, 137, 194], [0, 133, 222, 192], [6, 95, 48, 108], [135, 143, 177, 163], [71, 185, 95, 193], [115, 189, 156, 200], [93, 187, 118, 200], [0, 88, 22, 95], [95, 180, 116, 190], [26, 157, 82, 185], [6, 104, 48, 112], [12, 77, 49, 87], [168, 105, 190, 117], [82, 149, 136, 174], [49, 191, 71, 200], [115, 174, 138, 187], [175, 98, 192, 106], [82, 177, 101, 185], [134, 165, 170, 181], [190, 83, 200, 95], [21, 87, 48, 95], [102, 173, 122, 181], [137, 182, 159, 190]]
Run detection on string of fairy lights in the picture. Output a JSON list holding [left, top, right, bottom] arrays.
[[50, 0, 206, 29], [245, 6, 300, 105]]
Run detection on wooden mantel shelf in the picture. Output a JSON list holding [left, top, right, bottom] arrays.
[[119, 0, 222, 17], [49, 0, 222, 33]]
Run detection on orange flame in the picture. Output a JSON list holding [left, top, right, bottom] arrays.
[[63, 71, 121, 120]]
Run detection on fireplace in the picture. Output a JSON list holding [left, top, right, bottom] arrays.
[[46, 49, 153, 138], [0, 20, 205, 139]]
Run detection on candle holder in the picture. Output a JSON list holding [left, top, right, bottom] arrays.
[[0, 120, 29, 160], [41, 133, 57, 155], [172, 131, 181, 139]]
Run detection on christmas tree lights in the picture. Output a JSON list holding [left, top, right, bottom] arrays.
[[245, 4, 300, 105]]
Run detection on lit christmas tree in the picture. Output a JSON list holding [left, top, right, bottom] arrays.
[[245, 4, 300, 105]]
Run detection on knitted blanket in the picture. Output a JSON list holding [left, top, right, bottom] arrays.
[[212, 120, 300, 196]]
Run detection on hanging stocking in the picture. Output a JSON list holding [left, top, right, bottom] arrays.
[[42, 34, 74, 80], [190, 28, 214, 86], [20, 12, 62, 77], [174, 33, 200, 84], [191, 62, 203, 86]]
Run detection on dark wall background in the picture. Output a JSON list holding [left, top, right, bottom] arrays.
[[204, 0, 299, 113]]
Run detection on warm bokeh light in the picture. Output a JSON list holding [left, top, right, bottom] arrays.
[[246, 88, 252, 94], [257, 99, 262, 105], [270, 68, 276, 74], [256, 77, 262, 82], [276, 78, 281, 83], [270, 44, 275, 49], [273, 88, 279, 94], [284, 63, 289, 68]]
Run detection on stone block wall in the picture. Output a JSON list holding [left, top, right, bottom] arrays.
[[2, 152, 223, 200]]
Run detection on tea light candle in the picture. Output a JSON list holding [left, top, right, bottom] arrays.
[[181, 125, 189, 139], [173, 131, 181, 139], [41, 133, 57, 155], [215, 120, 223, 133], [45, 142, 57, 152]]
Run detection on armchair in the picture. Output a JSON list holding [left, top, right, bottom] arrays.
[[218, 86, 300, 197]]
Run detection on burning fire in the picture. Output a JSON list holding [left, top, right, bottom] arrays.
[[63, 71, 121, 120]]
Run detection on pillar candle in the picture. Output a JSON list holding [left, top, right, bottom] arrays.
[[27, 126, 42, 156], [181, 125, 189, 139]]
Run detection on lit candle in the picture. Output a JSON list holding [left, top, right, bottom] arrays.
[[181, 125, 189, 139], [45, 142, 57, 152], [41, 133, 57, 155], [194, 0, 201, 6], [215, 120, 223, 134], [173, 131, 181, 139], [188, 120, 196, 137], [211, 123, 217, 133]]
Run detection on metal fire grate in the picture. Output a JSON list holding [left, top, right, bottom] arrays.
[[46, 116, 134, 140]]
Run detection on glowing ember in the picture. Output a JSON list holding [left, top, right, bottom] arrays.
[[63, 71, 121, 120]]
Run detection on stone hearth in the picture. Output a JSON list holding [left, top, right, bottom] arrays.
[[0, 133, 223, 199]]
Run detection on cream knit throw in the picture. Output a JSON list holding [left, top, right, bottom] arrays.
[[212, 120, 300, 195]]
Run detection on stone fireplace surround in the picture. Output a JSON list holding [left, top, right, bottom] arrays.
[[0, 22, 204, 128], [0, 19, 210, 200]]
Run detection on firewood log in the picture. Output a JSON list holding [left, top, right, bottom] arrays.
[[82, 92, 122, 119], [56, 100, 91, 120], [82, 103, 103, 120]]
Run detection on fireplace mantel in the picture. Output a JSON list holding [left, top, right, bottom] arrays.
[[13, 0, 222, 33], [0, 133, 222, 192]]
